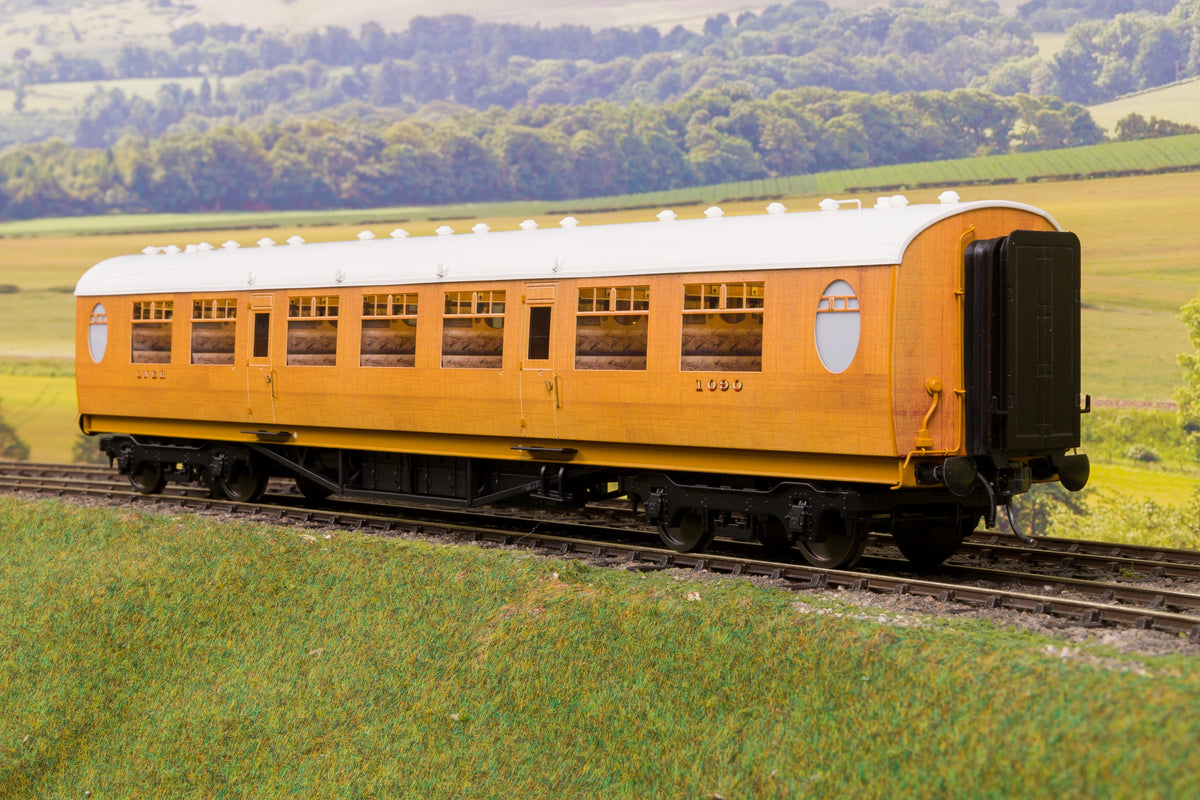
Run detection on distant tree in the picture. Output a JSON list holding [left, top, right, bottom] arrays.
[[169, 22, 208, 47], [1132, 25, 1185, 88], [1177, 294, 1200, 449], [1116, 112, 1200, 140], [0, 401, 29, 461], [487, 125, 573, 198], [704, 13, 732, 38], [116, 43, 158, 78], [73, 433, 107, 464]]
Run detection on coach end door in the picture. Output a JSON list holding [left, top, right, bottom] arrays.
[[519, 283, 560, 439]]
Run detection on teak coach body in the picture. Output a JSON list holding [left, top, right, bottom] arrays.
[[75, 195, 1090, 569]]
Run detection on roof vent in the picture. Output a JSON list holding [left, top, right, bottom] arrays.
[[766, 202, 787, 215], [390, 229, 410, 239], [657, 209, 677, 222], [519, 219, 538, 231], [222, 241, 240, 250], [559, 217, 579, 229], [435, 226, 454, 237], [819, 198, 862, 211], [875, 194, 910, 209], [358, 231, 375, 241], [257, 238, 275, 248], [472, 223, 490, 235], [938, 190, 961, 204], [287, 236, 305, 246], [704, 206, 724, 219]]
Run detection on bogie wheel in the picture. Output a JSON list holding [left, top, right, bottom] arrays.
[[295, 475, 333, 502], [216, 460, 269, 503], [893, 513, 980, 572], [796, 510, 868, 569], [659, 509, 715, 553], [129, 461, 166, 495]]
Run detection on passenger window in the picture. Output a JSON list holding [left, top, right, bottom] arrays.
[[575, 286, 649, 371], [442, 290, 505, 369], [361, 293, 418, 367], [287, 295, 338, 366], [191, 298, 237, 365], [131, 300, 173, 364], [680, 282, 763, 372]]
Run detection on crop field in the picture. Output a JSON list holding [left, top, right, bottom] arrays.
[[1, 497, 1197, 798], [0, 76, 215, 115], [1088, 77, 1200, 134]]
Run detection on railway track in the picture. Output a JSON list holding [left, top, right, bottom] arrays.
[[4, 461, 1200, 643]]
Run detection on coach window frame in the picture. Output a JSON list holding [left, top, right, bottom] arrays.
[[360, 292, 419, 368], [574, 285, 650, 371], [441, 289, 506, 369], [131, 299, 174, 365], [679, 281, 764, 372], [286, 294, 340, 367], [190, 297, 238, 366]]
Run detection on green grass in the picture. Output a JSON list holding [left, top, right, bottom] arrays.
[[1, 496, 1198, 799]]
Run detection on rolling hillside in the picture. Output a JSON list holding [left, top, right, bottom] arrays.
[[1087, 77, 1200, 135]]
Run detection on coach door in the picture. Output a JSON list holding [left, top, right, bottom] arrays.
[[519, 283, 560, 438], [246, 293, 278, 423]]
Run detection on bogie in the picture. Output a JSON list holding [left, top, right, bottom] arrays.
[[892, 510, 981, 572], [794, 509, 868, 569], [128, 461, 166, 495]]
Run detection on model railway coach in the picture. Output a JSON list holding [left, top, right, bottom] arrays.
[[75, 193, 1090, 569]]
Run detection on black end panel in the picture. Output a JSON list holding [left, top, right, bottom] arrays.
[[1004, 230, 1081, 452], [964, 230, 1082, 456]]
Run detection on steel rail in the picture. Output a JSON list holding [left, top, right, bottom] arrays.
[[3, 471, 1200, 641]]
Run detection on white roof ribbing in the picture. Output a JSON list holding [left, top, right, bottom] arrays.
[[74, 200, 1060, 297]]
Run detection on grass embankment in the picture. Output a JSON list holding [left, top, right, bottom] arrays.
[[1, 497, 1197, 799]]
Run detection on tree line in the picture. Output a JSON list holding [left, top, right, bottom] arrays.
[[1032, 0, 1200, 103], [0, 86, 1104, 219], [6, 0, 1197, 131]]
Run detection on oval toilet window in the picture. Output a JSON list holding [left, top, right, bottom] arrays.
[[88, 303, 108, 363], [814, 280, 860, 374]]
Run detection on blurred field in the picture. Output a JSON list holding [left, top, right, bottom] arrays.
[[0, 373, 77, 462]]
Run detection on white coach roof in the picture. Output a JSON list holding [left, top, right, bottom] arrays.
[[74, 197, 1061, 297]]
